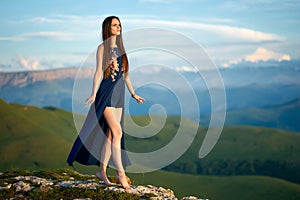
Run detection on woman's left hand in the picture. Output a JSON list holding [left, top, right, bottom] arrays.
[[132, 94, 145, 104]]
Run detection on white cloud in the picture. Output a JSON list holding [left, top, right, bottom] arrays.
[[132, 65, 163, 74], [175, 66, 199, 72], [31, 16, 65, 24], [0, 37, 25, 41], [22, 31, 74, 40], [220, 0, 300, 11], [222, 47, 291, 67], [0, 14, 101, 42], [245, 47, 291, 62], [124, 19, 285, 43], [31, 14, 100, 28], [220, 1, 248, 11], [0, 31, 74, 41], [14, 54, 47, 70], [1, 14, 285, 44], [138, 0, 174, 3], [139, 0, 199, 3], [1, 54, 68, 71]]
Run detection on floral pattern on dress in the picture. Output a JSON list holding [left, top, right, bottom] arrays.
[[109, 48, 122, 82]]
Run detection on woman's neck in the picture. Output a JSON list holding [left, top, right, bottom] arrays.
[[111, 35, 117, 47]]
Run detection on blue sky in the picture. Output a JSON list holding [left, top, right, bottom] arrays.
[[0, 0, 299, 71]]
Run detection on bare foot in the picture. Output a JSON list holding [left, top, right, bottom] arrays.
[[116, 173, 131, 190], [96, 171, 113, 186]]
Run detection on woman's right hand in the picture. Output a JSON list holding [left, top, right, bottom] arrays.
[[84, 95, 96, 106]]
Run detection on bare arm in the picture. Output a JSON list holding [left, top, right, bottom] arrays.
[[124, 72, 145, 104], [84, 44, 104, 106]]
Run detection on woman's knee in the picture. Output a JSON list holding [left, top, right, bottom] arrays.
[[106, 129, 113, 140], [111, 125, 122, 140]]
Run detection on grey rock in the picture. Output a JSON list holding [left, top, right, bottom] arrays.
[[0, 173, 205, 200]]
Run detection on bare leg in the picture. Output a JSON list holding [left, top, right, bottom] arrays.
[[103, 107, 130, 190], [96, 129, 113, 185]]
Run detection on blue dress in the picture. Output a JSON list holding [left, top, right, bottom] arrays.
[[67, 47, 131, 168]]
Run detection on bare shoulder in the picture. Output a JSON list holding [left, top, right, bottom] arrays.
[[96, 44, 104, 58], [97, 43, 104, 52]]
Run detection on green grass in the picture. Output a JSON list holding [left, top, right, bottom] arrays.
[[198, 125, 300, 160], [2, 99, 299, 170], [0, 99, 77, 170], [1, 99, 300, 199], [128, 170, 300, 200]]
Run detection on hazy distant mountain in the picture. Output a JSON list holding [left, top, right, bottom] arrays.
[[0, 65, 299, 131], [200, 98, 300, 132], [0, 67, 94, 88], [0, 67, 94, 111]]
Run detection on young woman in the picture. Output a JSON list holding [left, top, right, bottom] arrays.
[[67, 16, 145, 190]]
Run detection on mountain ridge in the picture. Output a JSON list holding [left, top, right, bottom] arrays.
[[0, 67, 94, 88], [1, 67, 300, 132]]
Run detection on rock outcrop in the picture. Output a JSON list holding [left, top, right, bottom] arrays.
[[0, 171, 206, 200]]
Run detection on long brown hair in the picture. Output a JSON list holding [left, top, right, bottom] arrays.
[[102, 16, 128, 79]]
